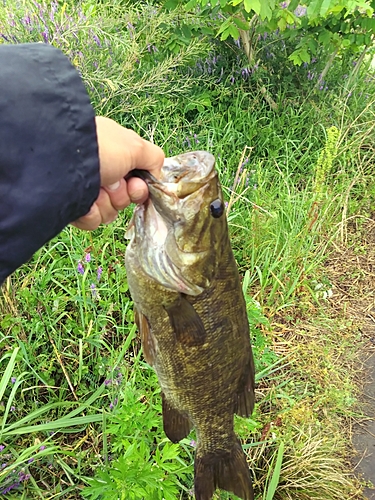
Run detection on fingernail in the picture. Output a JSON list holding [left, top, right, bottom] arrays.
[[130, 190, 144, 202], [107, 181, 120, 191]]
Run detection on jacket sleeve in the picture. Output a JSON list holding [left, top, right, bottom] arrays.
[[0, 43, 100, 284]]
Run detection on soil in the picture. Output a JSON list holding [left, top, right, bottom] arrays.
[[352, 349, 375, 499], [324, 217, 375, 498]]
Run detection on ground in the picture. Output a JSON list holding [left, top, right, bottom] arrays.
[[325, 217, 375, 498], [353, 349, 375, 499]]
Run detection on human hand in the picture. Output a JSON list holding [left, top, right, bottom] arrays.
[[71, 116, 164, 230]]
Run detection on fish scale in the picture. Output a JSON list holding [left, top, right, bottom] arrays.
[[125, 151, 255, 500]]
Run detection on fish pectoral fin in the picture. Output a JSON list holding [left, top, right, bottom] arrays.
[[164, 296, 206, 347], [235, 355, 256, 417], [162, 392, 192, 443], [194, 439, 254, 500], [134, 308, 155, 366]]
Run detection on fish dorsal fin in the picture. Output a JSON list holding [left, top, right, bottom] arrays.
[[164, 296, 206, 347], [134, 308, 155, 365]]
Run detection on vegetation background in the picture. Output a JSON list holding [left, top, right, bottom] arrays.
[[0, 0, 375, 498]]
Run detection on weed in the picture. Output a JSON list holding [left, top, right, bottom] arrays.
[[1, 0, 374, 498]]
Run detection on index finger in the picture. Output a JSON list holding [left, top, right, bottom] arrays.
[[124, 130, 164, 179]]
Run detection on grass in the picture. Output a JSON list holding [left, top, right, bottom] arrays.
[[1, 0, 375, 498]]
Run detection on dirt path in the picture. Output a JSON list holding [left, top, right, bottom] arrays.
[[353, 348, 375, 499], [325, 218, 375, 497]]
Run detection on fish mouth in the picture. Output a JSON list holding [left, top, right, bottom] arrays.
[[131, 151, 216, 199]]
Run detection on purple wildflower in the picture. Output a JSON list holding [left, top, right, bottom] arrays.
[[10, 406, 15, 412], [225, 201, 229, 209], [104, 379, 111, 386], [280, 1, 288, 8], [189, 439, 197, 447], [85, 253, 91, 263], [0, 445, 4, 452], [77, 261, 84, 275], [307, 70, 315, 81], [234, 38, 241, 48], [93, 34, 101, 47], [27, 458, 34, 463], [97, 266, 103, 281], [41, 31, 48, 43], [19, 471, 30, 482], [295, 5, 307, 17], [1, 463, 7, 469], [40, 445, 46, 451], [109, 398, 118, 410], [1, 482, 21, 494], [11, 377, 16, 384]]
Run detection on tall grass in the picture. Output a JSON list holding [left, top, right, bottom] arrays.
[[1, 0, 374, 498]]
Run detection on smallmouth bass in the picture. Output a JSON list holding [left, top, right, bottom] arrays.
[[125, 151, 255, 500]]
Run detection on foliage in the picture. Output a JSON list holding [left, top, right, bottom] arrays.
[[162, 0, 375, 91], [0, 0, 213, 117], [0, 0, 375, 498]]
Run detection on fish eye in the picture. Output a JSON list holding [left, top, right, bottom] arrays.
[[210, 199, 224, 218]]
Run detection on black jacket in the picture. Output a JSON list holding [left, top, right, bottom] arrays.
[[0, 43, 100, 284]]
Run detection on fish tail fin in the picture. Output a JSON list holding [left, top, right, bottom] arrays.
[[194, 438, 254, 500]]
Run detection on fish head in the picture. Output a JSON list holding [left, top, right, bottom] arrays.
[[126, 151, 228, 296]]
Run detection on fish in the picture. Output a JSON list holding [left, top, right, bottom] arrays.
[[125, 151, 255, 500]]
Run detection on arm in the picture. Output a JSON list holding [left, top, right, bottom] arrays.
[[0, 42, 100, 283], [0, 43, 164, 284]]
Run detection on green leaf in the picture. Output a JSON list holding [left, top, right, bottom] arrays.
[[163, 0, 180, 10], [217, 18, 232, 36], [277, 16, 287, 31], [201, 26, 215, 35], [243, 0, 261, 15], [307, 0, 323, 20], [318, 29, 332, 46], [299, 48, 310, 63], [181, 24, 192, 40], [229, 24, 240, 39], [288, 50, 302, 66], [184, 0, 197, 10], [265, 441, 285, 500], [233, 17, 250, 30], [0, 348, 19, 402], [260, 1, 273, 20], [320, 0, 332, 17], [4, 414, 104, 436]]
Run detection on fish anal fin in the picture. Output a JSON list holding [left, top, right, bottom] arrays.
[[235, 356, 256, 417], [164, 296, 206, 347], [134, 308, 155, 366], [162, 392, 192, 443], [194, 439, 254, 500]]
